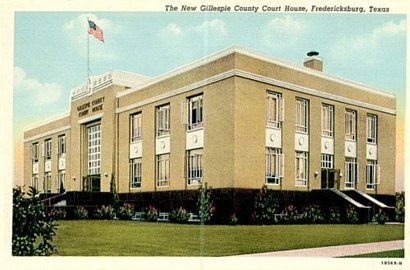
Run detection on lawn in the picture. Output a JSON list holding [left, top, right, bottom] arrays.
[[347, 249, 404, 258], [53, 220, 404, 256]]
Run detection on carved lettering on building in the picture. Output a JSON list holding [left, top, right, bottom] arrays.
[[77, 97, 105, 117]]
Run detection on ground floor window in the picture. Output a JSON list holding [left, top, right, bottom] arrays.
[[57, 170, 65, 193], [187, 148, 203, 185], [130, 158, 142, 188], [31, 174, 39, 190], [44, 172, 51, 193], [265, 148, 283, 185], [345, 158, 357, 189], [295, 151, 308, 186], [321, 154, 334, 169], [156, 154, 170, 187], [366, 160, 378, 189]]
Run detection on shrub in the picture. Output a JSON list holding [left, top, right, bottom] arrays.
[[280, 204, 300, 224], [13, 186, 58, 256], [48, 208, 66, 220], [95, 205, 116, 219], [254, 185, 280, 224], [144, 205, 158, 222], [300, 204, 325, 224], [327, 206, 341, 224], [345, 205, 359, 224], [169, 207, 190, 223], [198, 183, 215, 224], [228, 213, 239, 225], [116, 203, 135, 220], [395, 192, 405, 222], [373, 210, 388, 224], [73, 206, 89, 219]]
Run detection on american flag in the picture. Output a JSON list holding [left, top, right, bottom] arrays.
[[88, 20, 104, 42]]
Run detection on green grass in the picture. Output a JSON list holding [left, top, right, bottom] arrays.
[[53, 221, 404, 256], [347, 249, 404, 258]]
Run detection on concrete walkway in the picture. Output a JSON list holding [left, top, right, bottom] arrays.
[[236, 240, 404, 257]]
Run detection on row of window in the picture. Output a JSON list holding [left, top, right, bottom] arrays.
[[266, 92, 378, 143], [130, 149, 203, 188], [31, 170, 66, 193], [130, 95, 204, 142], [265, 149, 379, 190], [31, 135, 66, 162]]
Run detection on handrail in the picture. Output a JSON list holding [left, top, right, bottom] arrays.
[[41, 192, 67, 206]]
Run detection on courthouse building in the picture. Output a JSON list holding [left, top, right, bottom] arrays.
[[23, 47, 396, 218]]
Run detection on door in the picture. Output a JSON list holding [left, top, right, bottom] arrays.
[[321, 169, 340, 189]]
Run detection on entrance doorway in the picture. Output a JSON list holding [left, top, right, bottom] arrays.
[[83, 175, 101, 192], [321, 169, 340, 189]]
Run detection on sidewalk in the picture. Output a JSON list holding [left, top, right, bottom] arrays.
[[235, 240, 404, 257]]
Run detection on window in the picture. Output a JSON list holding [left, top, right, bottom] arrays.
[[184, 95, 203, 130], [295, 151, 308, 186], [265, 148, 283, 185], [130, 113, 142, 142], [130, 158, 142, 188], [366, 114, 377, 144], [156, 104, 170, 137], [321, 154, 334, 169], [44, 139, 52, 160], [31, 143, 39, 162], [345, 158, 357, 189], [366, 160, 378, 189], [345, 110, 356, 141], [87, 124, 101, 175], [295, 98, 309, 133], [44, 172, 51, 193], [58, 135, 66, 156], [187, 149, 203, 185], [156, 154, 170, 187], [31, 174, 39, 190], [321, 104, 334, 137], [266, 92, 284, 128], [57, 170, 65, 193]]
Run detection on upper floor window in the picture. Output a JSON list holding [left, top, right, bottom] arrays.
[[44, 139, 52, 160], [130, 113, 142, 142], [156, 153, 170, 187], [366, 114, 377, 144], [156, 104, 170, 137], [295, 98, 309, 133], [31, 143, 39, 162], [58, 135, 66, 156], [345, 110, 356, 141], [321, 104, 334, 137], [266, 92, 284, 128], [182, 95, 203, 130], [345, 157, 357, 189], [130, 158, 142, 189]]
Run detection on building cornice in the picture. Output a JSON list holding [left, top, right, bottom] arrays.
[[23, 112, 70, 133], [116, 69, 396, 115], [23, 125, 71, 143], [117, 46, 395, 99]]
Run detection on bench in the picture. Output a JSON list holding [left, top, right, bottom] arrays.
[[131, 212, 145, 221], [158, 212, 169, 222], [188, 213, 201, 223]]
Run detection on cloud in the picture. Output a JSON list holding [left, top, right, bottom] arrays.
[[159, 23, 183, 38], [14, 66, 64, 105], [261, 16, 306, 49], [195, 19, 227, 36], [331, 19, 405, 65], [63, 13, 120, 61]]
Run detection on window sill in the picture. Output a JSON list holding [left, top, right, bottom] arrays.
[[156, 134, 170, 139], [187, 125, 204, 132]]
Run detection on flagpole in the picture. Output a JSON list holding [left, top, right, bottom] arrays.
[[87, 17, 90, 80]]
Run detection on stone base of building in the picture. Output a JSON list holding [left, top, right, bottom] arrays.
[[42, 188, 396, 224]]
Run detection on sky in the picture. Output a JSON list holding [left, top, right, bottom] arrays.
[[12, 12, 406, 190]]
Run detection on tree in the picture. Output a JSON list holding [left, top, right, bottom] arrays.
[[12, 186, 58, 256]]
